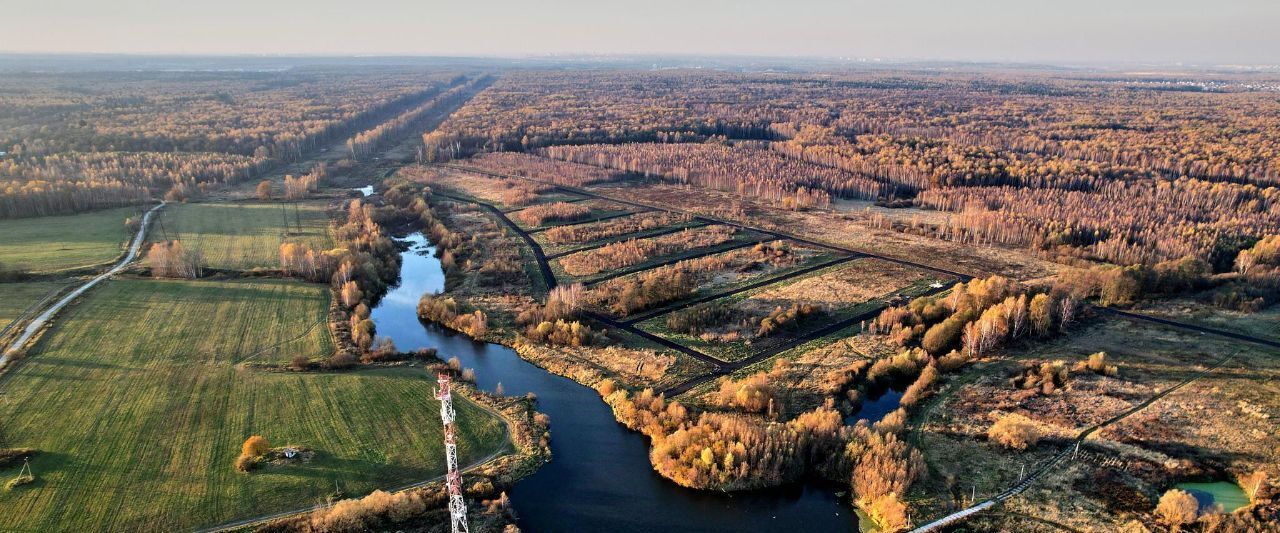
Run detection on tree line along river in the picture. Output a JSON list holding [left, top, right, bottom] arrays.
[[369, 231, 861, 532]]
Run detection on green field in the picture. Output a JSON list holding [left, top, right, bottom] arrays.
[[0, 207, 141, 273], [0, 282, 66, 328], [151, 201, 333, 271], [0, 278, 507, 532]]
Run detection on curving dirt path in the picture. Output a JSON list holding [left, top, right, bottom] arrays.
[[1, 201, 166, 365]]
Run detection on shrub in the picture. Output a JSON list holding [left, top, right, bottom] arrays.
[[899, 363, 938, 407], [234, 454, 256, 473], [756, 303, 820, 338], [1076, 351, 1119, 377], [242, 435, 271, 458], [714, 373, 775, 413], [666, 302, 734, 335], [309, 489, 435, 531], [290, 355, 310, 370], [325, 352, 358, 369], [1155, 488, 1199, 527], [987, 414, 1040, 450], [525, 319, 604, 347], [921, 315, 965, 355], [1012, 361, 1069, 395], [865, 493, 908, 530], [255, 180, 272, 200], [235, 435, 271, 473]]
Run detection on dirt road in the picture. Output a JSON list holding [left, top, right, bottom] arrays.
[[1, 201, 166, 365]]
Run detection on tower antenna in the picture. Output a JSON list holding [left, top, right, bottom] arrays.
[[436, 372, 470, 533]]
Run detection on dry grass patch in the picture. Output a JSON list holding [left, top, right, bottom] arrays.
[[910, 318, 1280, 530], [544, 211, 691, 245], [591, 182, 1061, 281], [559, 225, 736, 277], [743, 258, 933, 313], [583, 241, 821, 316]]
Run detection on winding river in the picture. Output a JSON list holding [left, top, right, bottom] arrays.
[[369, 233, 857, 532]]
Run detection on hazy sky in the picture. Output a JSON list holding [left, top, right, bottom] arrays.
[[2, 0, 1277, 64]]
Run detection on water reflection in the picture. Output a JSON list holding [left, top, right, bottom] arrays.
[[369, 232, 857, 532]]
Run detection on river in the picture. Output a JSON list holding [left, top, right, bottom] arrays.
[[369, 232, 857, 532]]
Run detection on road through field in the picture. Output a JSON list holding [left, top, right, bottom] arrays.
[[1, 200, 165, 365]]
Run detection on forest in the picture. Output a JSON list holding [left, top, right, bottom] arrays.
[[0, 69, 470, 217], [433, 70, 1280, 272], [5, 62, 1279, 533]]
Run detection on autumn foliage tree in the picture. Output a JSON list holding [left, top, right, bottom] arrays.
[[235, 435, 271, 472], [255, 180, 272, 200], [147, 240, 203, 278]]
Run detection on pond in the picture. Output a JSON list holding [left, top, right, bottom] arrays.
[[369, 232, 858, 532], [845, 386, 905, 426], [1174, 481, 1250, 513]]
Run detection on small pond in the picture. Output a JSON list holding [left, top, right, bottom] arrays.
[[1175, 481, 1250, 513], [845, 386, 905, 426]]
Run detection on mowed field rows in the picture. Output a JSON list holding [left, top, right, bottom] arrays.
[[0, 278, 507, 532], [150, 201, 333, 271], [0, 206, 142, 273]]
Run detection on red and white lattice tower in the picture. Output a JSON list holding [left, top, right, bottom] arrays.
[[436, 372, 470, 533]]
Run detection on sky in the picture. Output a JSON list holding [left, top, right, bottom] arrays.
[[1, 0, 1277, 65]]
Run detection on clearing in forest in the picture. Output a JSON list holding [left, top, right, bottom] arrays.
[[0, 278, 507, 532]]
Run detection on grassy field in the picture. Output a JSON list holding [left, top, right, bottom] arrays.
[[0, 282, 66, 329], [0, 278, 507, 532], [1136, 298, 1280, 344], [150, 201, 333, 271], [0, 207, 142, 273]]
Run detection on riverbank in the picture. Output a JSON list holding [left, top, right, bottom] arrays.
[[377, 170, 862, 530]]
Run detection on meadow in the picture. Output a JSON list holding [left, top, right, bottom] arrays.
[[0, 278, 507, 531], [150, 201, 333, 271], [0, 206, 141, 273], [0, 281, 65, 328]]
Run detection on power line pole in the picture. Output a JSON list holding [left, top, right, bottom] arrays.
[[436, 372, 470, 533]]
